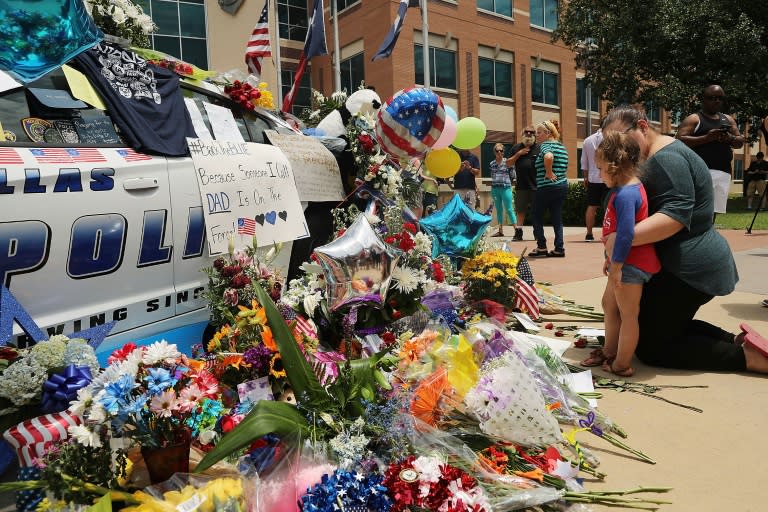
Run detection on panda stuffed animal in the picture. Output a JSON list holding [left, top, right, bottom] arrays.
[[315, 87, 382, 138]]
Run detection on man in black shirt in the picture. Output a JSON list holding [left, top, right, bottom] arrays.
[[506, 125, 539, 241], [453, 148, 481, 209], [745, 151, 768, 210]]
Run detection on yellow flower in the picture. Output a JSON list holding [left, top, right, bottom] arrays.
[[270, 352, 287, 379]]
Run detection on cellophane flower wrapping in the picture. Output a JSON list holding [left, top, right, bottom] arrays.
[[122, 473, 248, 512]]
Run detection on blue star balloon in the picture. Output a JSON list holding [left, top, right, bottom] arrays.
[[0, 0, 103, 82], [419, 194, 492, 258]]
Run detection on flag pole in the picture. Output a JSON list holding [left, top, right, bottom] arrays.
[[272, 0, 283, 107], [332, 0, 341, 92], [421, 0, 430, 89]]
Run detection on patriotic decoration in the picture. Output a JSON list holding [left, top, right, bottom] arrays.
[[372, 0, 421, 61], [3, 411, 82, 467], [281, 0, 327, 113], [514, 256, 541, 320], [116, 148, 153, 162], [237, 217, 256, 236], [29, 148, 106, 164], [0, 148, 23, 164], [278, 303, 318, 339], [375, 87, 446, 160], [245, 0, 272, 78]]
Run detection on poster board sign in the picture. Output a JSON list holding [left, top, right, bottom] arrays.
[[264, 129, 345, 202], [187, 138, 308, 255]]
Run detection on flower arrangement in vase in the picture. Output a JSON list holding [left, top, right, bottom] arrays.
[[83, 0, 156, 47]]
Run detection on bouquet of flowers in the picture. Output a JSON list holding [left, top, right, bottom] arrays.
[[83, 0, 156, 47], [299, 88, 347, 128], [0, 336, 98, 431], [462, 250, 520, 308], [223, 80, 276, 111], [123, 474, 246, 512], [69, 341, 220, 449]]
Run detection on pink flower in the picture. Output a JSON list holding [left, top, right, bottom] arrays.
[[150, 389, 178, 417], [176, 384, 204, 413], [223, 288, 239, 306], [191, 369, 219, 398]]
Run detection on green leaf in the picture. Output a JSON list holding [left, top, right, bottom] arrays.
[[195, 400, 308, 472], [254, 285, 325, 403]]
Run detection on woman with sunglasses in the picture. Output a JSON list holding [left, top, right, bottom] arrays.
[[601, 105, 768, 374], [528, 119, 569, 257], [488, 143, 519, 237]]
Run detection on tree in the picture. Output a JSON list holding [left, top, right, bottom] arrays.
[[555, 0, 768, 136]]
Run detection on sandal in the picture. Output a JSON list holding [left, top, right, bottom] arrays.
[[547, 250, 565, 257], [581, 348, 607, 367], [740, 323, 768, 357], [528, 248, 549, 258], [603, 360, 635, 377]]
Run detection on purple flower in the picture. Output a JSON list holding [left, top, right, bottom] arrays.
[[243, 344, 273, 376]]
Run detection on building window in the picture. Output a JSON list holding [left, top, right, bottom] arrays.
[[414, 44, 457, 90], [340, 53, 365, 94], [479, 57, 512, 98], [532, 68, 558, 106], [477, 0, 513, 17], [336, 0, 360, 11], [136, 0, 208, 68], [576, 78, 599, 110], [277, 0, 309, 41], [530, 0, 558, 30], [644, 102, 661, 122], [281, 69, 312, 116]]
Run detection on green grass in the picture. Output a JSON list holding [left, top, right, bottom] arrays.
[[717, 195, 768, 230]]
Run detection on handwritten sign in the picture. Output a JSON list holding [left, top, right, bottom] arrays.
[[265, 130, 345, 202], [187, 138, 308, 254], [72, 116, 121, 145]]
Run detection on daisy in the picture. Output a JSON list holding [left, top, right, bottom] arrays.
[[68, 424, 101, 448], [142, 340, 180, 365], [144, 367, 175, 395], [68, 387, 93, 416], [391, 266, 421, 294], [149, 389, 177, 418], [176, 384, 203, 413]]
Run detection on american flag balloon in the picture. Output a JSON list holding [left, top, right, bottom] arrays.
[[3, 411, 81, 466], [375, 87, 446, 160]]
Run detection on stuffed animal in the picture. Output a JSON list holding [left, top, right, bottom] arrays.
[[315, 88, 381, 138]]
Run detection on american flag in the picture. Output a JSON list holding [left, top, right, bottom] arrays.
[[29, 148, 105, 164], [278, 302, 318, 339], [237, 217, 256, 235], [515, 256, 540, 320], [245, 0, 272, 78], [0, 147, 23, 164], [281, 0, 327, 113], [116, 148, 153, 162], [3, 411, 81, 466], [372, 0, 421, 61]]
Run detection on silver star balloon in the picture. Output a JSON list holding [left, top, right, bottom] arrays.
[[313, 215, 402, 311]]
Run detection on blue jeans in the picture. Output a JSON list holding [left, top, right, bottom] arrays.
[[491, 186, 517, 225], [532, 182, 568, 252]]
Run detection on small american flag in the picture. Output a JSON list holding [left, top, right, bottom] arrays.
[[245, 0, 272, 78], [30, 148, 106, 164], [237, 217, 256, 235], [515, 256, 540, 320], [278, 303, 318, 339], [116, 148, 152, 162], [0, 148, 23, 164]]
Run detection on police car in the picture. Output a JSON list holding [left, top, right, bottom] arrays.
[[0, 66, 300, 362]]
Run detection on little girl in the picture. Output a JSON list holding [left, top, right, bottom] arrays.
[[581, 131, 660, 376]]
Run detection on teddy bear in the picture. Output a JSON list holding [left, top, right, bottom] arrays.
[[315, 87, 381, 138]]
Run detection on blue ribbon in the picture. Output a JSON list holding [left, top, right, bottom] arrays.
[[41, 364, 92, 413], [578, 410, 603, 437]]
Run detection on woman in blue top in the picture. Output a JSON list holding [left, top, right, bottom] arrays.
[[529, 119, 569, 257], [489, 143, 518, 237]]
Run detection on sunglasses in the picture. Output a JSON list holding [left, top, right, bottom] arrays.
[[495, 149, 504, 153], [523, 131, 535, 135]]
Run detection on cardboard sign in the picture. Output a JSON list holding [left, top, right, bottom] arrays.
[[186, 138, 308, 254], [264, 129, 345, 202]]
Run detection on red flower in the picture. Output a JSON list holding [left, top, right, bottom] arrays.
[[544, 322, 554, 330], [381, 331, 396, 346], [431, 262, 445, 282], [398, 233, 415, 252], [221, 265, 242, 278], [358, 133, 375, 153], [108, 343, 140, 365], [230, 274, 252, 289], [213, 258, 226, 270], [403, 222, 417, 234], [0, 347, 19, 362], [574, 338, 587, 348], [220, 416, 236, 433]]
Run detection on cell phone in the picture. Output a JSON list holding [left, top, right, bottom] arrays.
[[719, 123, 731, 132]]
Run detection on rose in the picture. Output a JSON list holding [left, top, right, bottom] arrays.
[[358, 133, 375, 153], [221, 265, 242, 278], [230, 274, 252, 289]]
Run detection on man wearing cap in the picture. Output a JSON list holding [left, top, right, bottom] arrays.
[[745, 151, 768, 210]]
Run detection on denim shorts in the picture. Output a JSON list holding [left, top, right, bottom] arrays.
[[621, 263, 654, 284]]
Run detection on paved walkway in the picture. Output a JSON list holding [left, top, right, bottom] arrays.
[[494, 225, 768, 512]]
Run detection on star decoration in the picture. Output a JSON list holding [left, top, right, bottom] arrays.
[[419, 194, 492, 258], [314, 215, 403, 311]]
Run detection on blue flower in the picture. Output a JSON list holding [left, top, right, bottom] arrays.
[[144, 367, 175, 395], [100, 374, 137, 413]]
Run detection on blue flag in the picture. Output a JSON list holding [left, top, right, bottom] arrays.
[[282, 0, 328, 112], [372, 0, 420, 61]]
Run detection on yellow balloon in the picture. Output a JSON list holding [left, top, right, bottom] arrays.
[[425, 148, 461, 178]]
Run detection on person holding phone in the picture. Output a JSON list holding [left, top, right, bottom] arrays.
[[676, 84, 744, 220]]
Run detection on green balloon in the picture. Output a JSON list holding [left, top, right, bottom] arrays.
[[452, 117, 487, 149]]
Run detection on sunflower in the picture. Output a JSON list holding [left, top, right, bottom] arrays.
[[269, 352, 287, 379], [207, 324, 231, 352]]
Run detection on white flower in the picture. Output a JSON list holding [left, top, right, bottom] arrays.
[[68, 424, 102, 448], [141, 340, 180, 365], [303, 292, 321, 317], [87, 403, 107, 423], [413, 232, 432, 255], [198, 429, 216, 445], [391, 266, 421, 294], [68, 387, 94, 416], [112, 6, 127, 25], [364, 213, 381, 225]]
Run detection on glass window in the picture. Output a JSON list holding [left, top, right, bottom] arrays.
[[530, 0, 558, 30], [281, 69, 312, 116], [479, 57, 512, 98], [576, 78, 599, 110], [336, 0, 360, 11], [143, 1, 209, 69], [415, 45, 457, 90], [340, 53, 365, 94], [644, 102, 661, 122], [477, 0, 513, 17], [532, 68, 558, 106], [278, 0, 309, 42]]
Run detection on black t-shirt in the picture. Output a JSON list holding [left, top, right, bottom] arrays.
[[74, 42, 196, 156], [745, 160, 768, 181], [510, 142, 540, 190], [453, 153, 479, 189]]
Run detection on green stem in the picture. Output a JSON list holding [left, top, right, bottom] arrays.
[[597, 432, 656, 464]]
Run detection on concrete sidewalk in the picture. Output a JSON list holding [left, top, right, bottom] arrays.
[[493, 225, 768, 512]]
